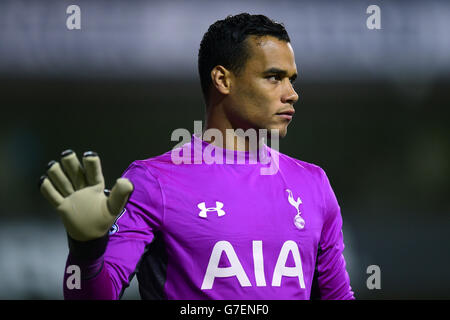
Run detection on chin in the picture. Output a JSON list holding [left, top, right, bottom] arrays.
[[278, 129, 288, 138], [266, 125, 288, 139]]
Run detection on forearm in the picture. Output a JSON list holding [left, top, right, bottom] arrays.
[[63, 233, 118, 300], [63, 255, 117, 300]]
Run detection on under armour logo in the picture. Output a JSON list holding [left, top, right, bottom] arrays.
[[286, 189, 305, 229], [198, 201, 226, 218]]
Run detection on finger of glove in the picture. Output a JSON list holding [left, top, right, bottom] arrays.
[[60, 151, 87, 190], [82, 153, 105, 187], [106, 178, 134, 216], [40, 177, 64, 208], [47, 161, 75, 197]]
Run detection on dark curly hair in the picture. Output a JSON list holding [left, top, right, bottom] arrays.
[[198, 13, 291, 106]]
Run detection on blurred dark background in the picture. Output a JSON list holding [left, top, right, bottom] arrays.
[[0, 0, 449, 299]]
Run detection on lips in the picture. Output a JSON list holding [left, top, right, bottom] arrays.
[[276, 109, 295, 116], [276, 109, 295, 120]]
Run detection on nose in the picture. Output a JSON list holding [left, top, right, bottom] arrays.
[[281, 81, 299, 105]]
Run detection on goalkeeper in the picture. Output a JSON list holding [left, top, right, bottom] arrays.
[[39, 13, 354, 300]]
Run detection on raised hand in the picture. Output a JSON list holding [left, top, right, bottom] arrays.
[[39, 150, 133, 241]]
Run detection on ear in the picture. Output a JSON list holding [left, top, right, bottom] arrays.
[[210, 65, 233, 95]]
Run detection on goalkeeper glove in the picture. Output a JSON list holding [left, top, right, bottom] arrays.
[[39, 150, 134, 242]]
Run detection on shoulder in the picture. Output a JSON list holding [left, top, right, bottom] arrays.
[[276, 150, 328, 183], [124, 149, 175, 176]]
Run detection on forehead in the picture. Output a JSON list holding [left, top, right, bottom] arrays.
[[244, 35, 297, 73]]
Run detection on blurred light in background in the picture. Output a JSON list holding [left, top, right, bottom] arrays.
[[0, 0, 449, 82]]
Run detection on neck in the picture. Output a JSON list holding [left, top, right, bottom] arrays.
[[203, 104, 265, 152]]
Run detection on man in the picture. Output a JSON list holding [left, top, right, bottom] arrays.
[[39, 13, 354, 300]]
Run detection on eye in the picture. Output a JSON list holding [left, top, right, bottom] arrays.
[[267, 75, 281, 82]]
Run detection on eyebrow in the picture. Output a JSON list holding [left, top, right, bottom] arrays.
[[262, 67, 298, 82]]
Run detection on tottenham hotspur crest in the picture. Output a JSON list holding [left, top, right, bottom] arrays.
[[286, 189, 305, 230]]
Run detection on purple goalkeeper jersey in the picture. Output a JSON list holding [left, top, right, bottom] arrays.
[[64, 134, 354, 300]]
